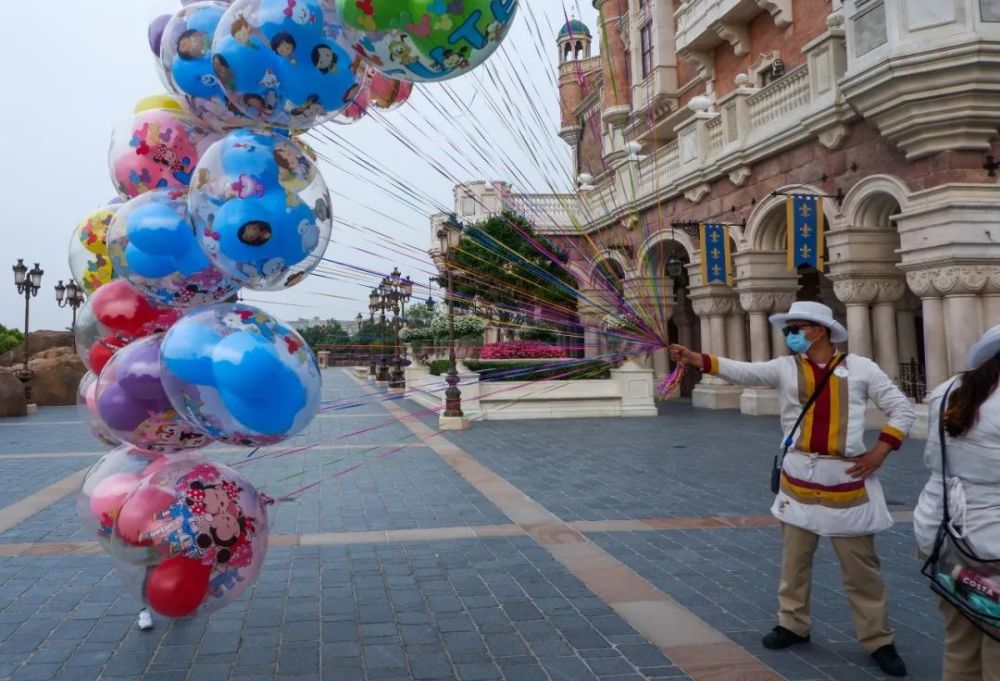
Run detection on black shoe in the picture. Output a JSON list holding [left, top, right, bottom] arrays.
[[871, 644, 907, 677], [762, 625, 810, 650]]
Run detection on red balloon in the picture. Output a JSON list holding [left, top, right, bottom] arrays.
[[115, 485, 176, 546], [146, 556, 211, 618], [91, 280, 177, 337], [89, 335, 128, 375]]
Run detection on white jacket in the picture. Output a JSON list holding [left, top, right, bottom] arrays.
[[913, 378, 1000, 559], [704, 352, 915, 536]]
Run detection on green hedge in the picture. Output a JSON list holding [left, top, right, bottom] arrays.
[[428, 359, 610, 381]]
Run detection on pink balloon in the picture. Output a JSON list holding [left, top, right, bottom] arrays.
[[115, 485, 176, 546], [85, 380, 99, 417], [89, 472, 141, 521]]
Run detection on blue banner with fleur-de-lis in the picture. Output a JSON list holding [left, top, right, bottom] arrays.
[[700, 224, 732, 286], [787, 195, 825, 271]]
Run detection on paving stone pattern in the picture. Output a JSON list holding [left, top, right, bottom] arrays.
[[0, 369, 948, 680]]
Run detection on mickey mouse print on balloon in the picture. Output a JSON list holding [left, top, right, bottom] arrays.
[[212, 0, 368, 129], [159, 303, 321, 449], [329, 0, 519, 83], [188, 129, 331, 290], [107, 188, 240, 308]]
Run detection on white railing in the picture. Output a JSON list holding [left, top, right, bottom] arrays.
[[509, 193, 581, 233], [707, 115, 724, 154], [747, 65, 811, 131]]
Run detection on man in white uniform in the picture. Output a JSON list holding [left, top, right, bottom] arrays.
[[669, 301, 915, 677]]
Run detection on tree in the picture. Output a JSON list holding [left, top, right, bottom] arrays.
[[441, 211, 577, 315], [299, 322, 350, 349], [0, 324, 24, 356]]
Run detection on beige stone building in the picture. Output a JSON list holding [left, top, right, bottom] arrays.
[[431, 0, 1000, 426]]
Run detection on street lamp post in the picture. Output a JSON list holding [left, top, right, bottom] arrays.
[[55, 280, 85, 337], [355, 312, 363, 366], [371, 287, 390, 382], [437, 215, 465, 422], [367, 296, 378, 378], [372, 268, 412, 390], [12, 260, 43, 403]]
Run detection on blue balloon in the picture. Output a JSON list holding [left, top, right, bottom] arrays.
[[161, 322, 221, 386], [108, 190, 239, 308], [161, 2, 248, 130], [212, 331, 282, 394], [159, 303, 320, 446], [219, 366, 303, 434], [189, 130, 331, 290], [212, 0, 364, 130]]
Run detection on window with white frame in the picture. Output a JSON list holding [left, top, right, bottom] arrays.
[[640, 22, 653, 79]]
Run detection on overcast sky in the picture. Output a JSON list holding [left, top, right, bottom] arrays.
[[0, 0, 597, 333]]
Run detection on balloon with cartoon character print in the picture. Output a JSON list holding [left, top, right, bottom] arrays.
[[107, 188, 240, 309], [69, 204, 119, 296], [188, 129, 331, 290], [159, 303, 321, 447], [160, 2, 251, 131], [95, 335, 213, 454], [327, 0, 518, 83], [211, 0, 368, 130], [77, 372, 121, 447], [109, 105, 220, 199], [110, 456, 270, 617]]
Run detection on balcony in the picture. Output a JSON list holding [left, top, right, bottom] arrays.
[[675, 0, 792, 57]]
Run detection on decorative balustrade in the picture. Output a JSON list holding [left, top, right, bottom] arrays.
[[707, 116, 724, 154], [747, 65, 811, 131]]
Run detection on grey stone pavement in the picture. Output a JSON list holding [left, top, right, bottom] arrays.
[[0, 368, 946, 680]]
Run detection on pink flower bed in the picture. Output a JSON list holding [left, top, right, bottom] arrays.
[[479, 342, 567, 360]]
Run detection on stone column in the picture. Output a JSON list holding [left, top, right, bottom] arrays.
[[690, 291, 743, 409], [737, 291, 783, 415], [896, 308, 919, 365], [871, 280, 905, 381], [944, 295, 983, 374], [769, 292, 797, 358], [726, 314, 748, 361], [907, 271, 950, 392], [833, 279, 879, 357], [709, 314, 728, 357]]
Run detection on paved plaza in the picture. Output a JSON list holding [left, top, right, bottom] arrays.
[[0, 369, 945, 681]]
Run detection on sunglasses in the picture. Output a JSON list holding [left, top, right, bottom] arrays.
[[782, 324, 816, 337]]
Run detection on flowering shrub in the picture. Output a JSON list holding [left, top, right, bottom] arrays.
[[602, 312, 641, 331], [399, 326, 434, 342], [430, 314, 486, 340], [479, 342, 567, 360]]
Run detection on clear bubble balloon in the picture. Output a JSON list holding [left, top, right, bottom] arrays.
[[77, 372, 121, 447], [111, 455, 270, 618], [160, 2, 249, 130], [69, 205, 118, 295], [76, 281, 181, 374], [77, 445, 162, 539], [188, 129, 331, 290], [95, 335, 213, 454], [160, 303, 321, 447], [366, 68, 414, 111], [212, 0, 367, 130], [107, 189, 239, 308], [327, 0, 519, 83], [109, 106, 220, 199]]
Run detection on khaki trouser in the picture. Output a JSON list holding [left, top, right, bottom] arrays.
[[778, 523, 894, 652], [939, 598, 1000, 681]]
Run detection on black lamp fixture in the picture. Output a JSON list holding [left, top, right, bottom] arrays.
[[666, 255, 685, 279]]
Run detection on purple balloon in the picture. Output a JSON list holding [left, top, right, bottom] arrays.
[[98, 382, 149, 431], [148, 14, 171, 57], [111, 338, 172, 407]]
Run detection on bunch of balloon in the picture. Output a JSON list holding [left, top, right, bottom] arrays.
[[69, 0, 519, 621]]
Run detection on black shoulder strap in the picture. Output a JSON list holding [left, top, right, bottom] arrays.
[[782, 353, 847, 454], [939, 381, 957, 524]]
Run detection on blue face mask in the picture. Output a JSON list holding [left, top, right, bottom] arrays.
[[785, 331, 813, 354]]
